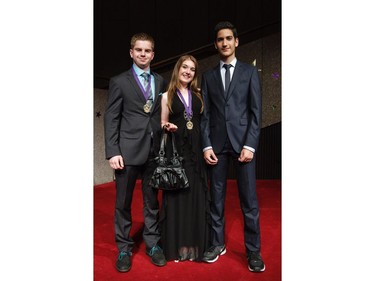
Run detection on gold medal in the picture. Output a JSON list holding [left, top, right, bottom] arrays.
[[143, 103, 151, 113], [186, 120, 193, 130]]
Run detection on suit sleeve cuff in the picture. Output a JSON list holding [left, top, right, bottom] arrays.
[[243, 146, 255, 153], [203, 146, 212, 152]]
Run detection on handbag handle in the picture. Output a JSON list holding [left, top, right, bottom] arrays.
[[158, 130, 180, 160]]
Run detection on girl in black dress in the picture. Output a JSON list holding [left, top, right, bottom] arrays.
[[160, 55, 210, 262]]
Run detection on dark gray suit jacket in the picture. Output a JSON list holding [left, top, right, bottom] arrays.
[[201, 61, 262, 154], [104, 68, 166, 165]]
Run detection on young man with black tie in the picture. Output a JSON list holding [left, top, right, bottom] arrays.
[[200, 21, 265, 272]]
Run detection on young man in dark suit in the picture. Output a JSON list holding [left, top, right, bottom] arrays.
[[200, 21, 265, 272], [104, 33, 167, 272]]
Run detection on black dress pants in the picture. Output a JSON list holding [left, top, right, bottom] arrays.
[[209, 138, 261, 254], [114, 149, 161, 253]]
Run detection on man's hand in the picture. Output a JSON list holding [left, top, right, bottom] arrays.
[[109, 155, 124, 169], [203, 149, 218, 165], [238, 149, 254, 163]]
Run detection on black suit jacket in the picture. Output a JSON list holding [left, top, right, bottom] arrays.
[[104, 68, 166, 165], [201, 61, 262, 154]]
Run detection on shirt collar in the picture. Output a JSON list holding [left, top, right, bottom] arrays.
[[132, 64, 151, 76], [220, 57, 237, 69]]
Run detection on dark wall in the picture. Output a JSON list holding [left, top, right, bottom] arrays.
[[225, 122, 281, 179], [256, 122, 281, 179], [94, 0, 281, 88]]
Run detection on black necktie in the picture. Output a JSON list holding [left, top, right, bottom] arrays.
[[223, 64, 232, 93]]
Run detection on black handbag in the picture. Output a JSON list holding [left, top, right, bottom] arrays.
[[149, 130, 189, 191]]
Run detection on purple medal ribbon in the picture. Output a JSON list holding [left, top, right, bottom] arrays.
[[132, 68, 152, 101], [177, 89, 192, 119]]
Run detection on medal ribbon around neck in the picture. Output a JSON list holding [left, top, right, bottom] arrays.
[[132, 68, 152, 101], [177, 89, 193, 130], [177, 89, 193, 120]]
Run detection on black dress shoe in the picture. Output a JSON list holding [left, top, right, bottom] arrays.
[[116, 251, 132, 272], [247, 252, 265, 272], [147, 245, 166, 266], [202, 245, 226, 263]]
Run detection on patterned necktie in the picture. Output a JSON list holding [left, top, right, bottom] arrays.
[[223, 64, 232, 93], [140, 72, 153, 100]]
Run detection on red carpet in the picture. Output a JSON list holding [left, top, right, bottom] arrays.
[[94, 179, 281, 281]]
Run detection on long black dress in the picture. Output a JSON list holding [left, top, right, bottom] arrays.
[[159, 91, 211, 262]]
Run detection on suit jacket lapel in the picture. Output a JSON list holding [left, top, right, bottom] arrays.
[[127, 70, 147, 103], [226, 62, 242, 100], [212, 64, 225, 98], [150, 71, 161, 114]]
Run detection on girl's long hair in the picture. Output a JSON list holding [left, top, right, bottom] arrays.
[[166, 55, 204, 113]]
